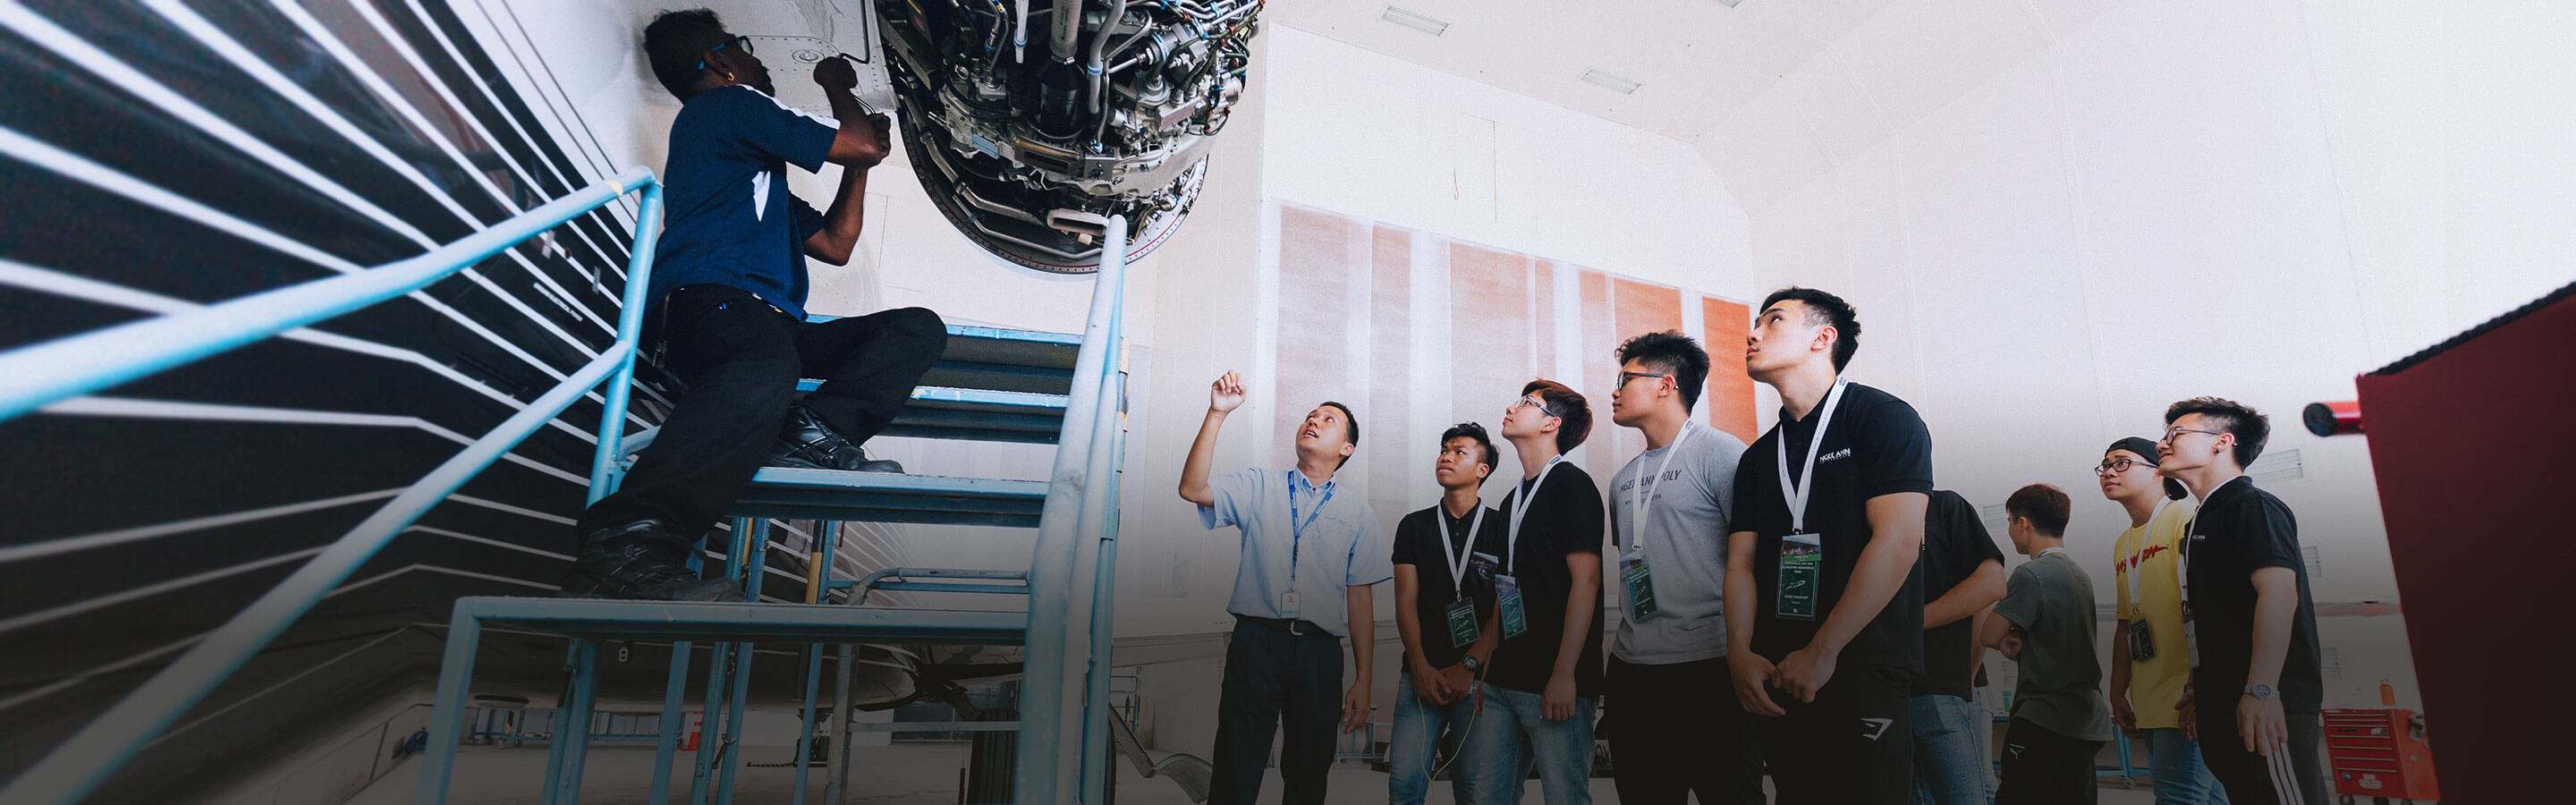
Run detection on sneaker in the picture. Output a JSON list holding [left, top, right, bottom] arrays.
[[768, 404, 903, 472], [560, 521, 746, 602]]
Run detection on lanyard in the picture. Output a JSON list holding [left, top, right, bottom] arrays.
[[1439, 503, 1486, 589], [1626, 420, 1694, 553], [2123, 498, 2173, 614], [1774, 378, 1852, 533], [2037, 547, 2071, 562], [1287, 478, 1335, 584], [1506, 455, 1564, 573]]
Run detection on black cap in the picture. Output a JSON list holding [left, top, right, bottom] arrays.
[[2106, 436, 2188, 501]]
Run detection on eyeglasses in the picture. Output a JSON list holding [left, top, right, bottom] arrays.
[[698, 35, 754, 71], [2095, 458, 2150, 475], [1617, 371, 1671, 388], [2159, 426, 2224, 445], [1513, 394, 1557, 417]]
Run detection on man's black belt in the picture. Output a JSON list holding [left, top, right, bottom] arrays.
[[1234, 614, 1335, 637]]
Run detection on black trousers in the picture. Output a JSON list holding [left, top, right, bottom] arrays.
[[1209, 617, 1344, 805], [1758, 664, 1914, 805], [1606, 655, 1766, 805], [2199, 706, 2326, 805], [578, 284, 945, 540], [1996, 717, 2103, 805]]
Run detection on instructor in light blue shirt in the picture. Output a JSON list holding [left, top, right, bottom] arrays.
[[1180, 370, 1391, 805]]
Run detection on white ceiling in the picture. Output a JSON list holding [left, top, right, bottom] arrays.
[[1267, 1, 2129, 214], [1265, 1, 1900, 142]]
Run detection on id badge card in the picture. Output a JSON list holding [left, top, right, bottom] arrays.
[[1495, 574, 1530, 640], [2127, 617, 2157, 662], [1445, 599, 1479, 648], [1621, 555, 1658, 619], [1280, 590, 1300, 618], [2178, 603, 2200, 670], [1776, 532, 1822, 621]]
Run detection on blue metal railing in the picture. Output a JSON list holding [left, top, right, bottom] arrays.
[[0, 166, 664, 805]]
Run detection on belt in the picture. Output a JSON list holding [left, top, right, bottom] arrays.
[[1235, 614, 1335, 637]]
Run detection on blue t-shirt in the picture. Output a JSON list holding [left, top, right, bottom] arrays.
[[648, 85, 838, 320]]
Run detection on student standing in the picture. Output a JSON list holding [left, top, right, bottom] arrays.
[[2158, 398, 2327, 805], [2099, 437, 2229, 804], [1983, 485, 2114, 805], [1388, 424, 1505, 805], [1724, 287, 1933, 805], [1178, 371, 1390, 805], [1914, 490, 2006, 805], [1460, 380, 1606, 805], [1600, 331, 1762, 805]]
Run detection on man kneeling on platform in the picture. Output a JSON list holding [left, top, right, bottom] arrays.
[[560, 9, 945, 602]]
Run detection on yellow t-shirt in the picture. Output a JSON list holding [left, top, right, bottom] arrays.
[[2111, 500, 2197, 730]]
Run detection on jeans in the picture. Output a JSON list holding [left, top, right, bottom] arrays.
[[1911, 693, 1993, 805], [1388, 671, 1480, 805], [2142, 727, 2227, 805], [1209, 618, 1345, 805], [1459, 684, 1596, 805]]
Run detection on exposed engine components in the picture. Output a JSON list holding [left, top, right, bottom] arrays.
[[877, 0, 1261, 273]]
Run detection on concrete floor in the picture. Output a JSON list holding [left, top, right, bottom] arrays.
[[359, 741, 2169, 804]]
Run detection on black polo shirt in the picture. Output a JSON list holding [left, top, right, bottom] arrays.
[[2184, 476, 2324, 712], [1485, 462, 1607, 698], [1918, 489, 2004, 698], [1392, 502, 1505, 669], [1729, 381, 1935, 674]]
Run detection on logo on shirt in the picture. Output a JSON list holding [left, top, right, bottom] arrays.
[[1859, 716, 1894, 741], [2120, 545, 2171, 571], [1818, 448, 1852, 463]]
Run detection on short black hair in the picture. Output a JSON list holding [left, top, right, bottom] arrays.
[[1521, 379, 1591, 454], [1615, 330, 1710, 411], [1759, 286, 1861, 371], [1319, 401, 1358, 469], [1440, 422, 1498, 478], [2164, 396, 2269, 469], [2005, 484, 2072, 538], [643, 9, 729, 99]]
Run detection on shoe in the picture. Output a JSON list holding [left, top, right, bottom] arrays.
[[768, 404, 903, 472], [560, 521, 746, 602]]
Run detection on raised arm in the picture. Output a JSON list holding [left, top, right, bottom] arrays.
[[801, 58, 891, 265], [1178, 371, 1245, 506]]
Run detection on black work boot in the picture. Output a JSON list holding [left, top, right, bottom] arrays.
[[560, 520, 745, 602], [768, 404, 903, 473]]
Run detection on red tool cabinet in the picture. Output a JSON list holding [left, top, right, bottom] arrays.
[[2323, 708, 2438, 801]]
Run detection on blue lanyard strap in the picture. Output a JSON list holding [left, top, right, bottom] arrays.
[[1287, 479, 1335, 584]]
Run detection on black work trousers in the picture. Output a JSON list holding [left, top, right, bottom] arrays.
[[577, 284, 945, 542], [1605, 655, 1767, 805], [2200, 705, 2326, 805], [1758, 664, 1915, 805], [1996, 717, 2104, 805], [1208, 616, 1345, 805]]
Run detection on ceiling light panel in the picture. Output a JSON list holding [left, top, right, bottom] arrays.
[[1580, 69, 1641, 94], [1380, 6, 1450, 36]]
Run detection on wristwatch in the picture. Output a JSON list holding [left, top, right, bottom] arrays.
[[1461, 655, 1484, 676], [2243, 683, 2275, 701]]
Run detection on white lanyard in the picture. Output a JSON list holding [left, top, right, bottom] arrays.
[[1506, 455, 1564, 573], [1774, 379, 1852, 533], [2037, 547, 2071, 562], [1440, 503, 1486, 590], [2123, 498, 2173, 614], [1627, 420, 1694, 554]]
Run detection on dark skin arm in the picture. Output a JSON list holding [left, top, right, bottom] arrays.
[[802, 57, 892, 266]]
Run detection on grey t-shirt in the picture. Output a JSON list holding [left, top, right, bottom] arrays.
[[1994, 550, 2114, 741], [1606, 420, 1748, 665]]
